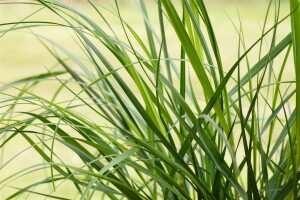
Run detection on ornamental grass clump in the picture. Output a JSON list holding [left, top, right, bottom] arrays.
[[0, 0, 299, 199]]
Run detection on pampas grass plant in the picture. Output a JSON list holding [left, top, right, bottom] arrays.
[[0, 0, 299, 199]]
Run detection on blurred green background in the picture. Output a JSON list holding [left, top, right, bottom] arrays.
[[0, 0, 293, 84]]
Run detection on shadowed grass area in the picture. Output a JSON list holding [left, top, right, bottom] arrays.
[[0, 0, 299, 199]]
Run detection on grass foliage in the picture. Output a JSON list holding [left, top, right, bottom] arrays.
[[0, 0, 300, 199]]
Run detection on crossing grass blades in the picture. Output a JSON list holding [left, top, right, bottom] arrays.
[[0, 0, 300, 199]]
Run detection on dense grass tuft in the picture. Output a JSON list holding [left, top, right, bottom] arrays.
[[0, 0, 299, 199]]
